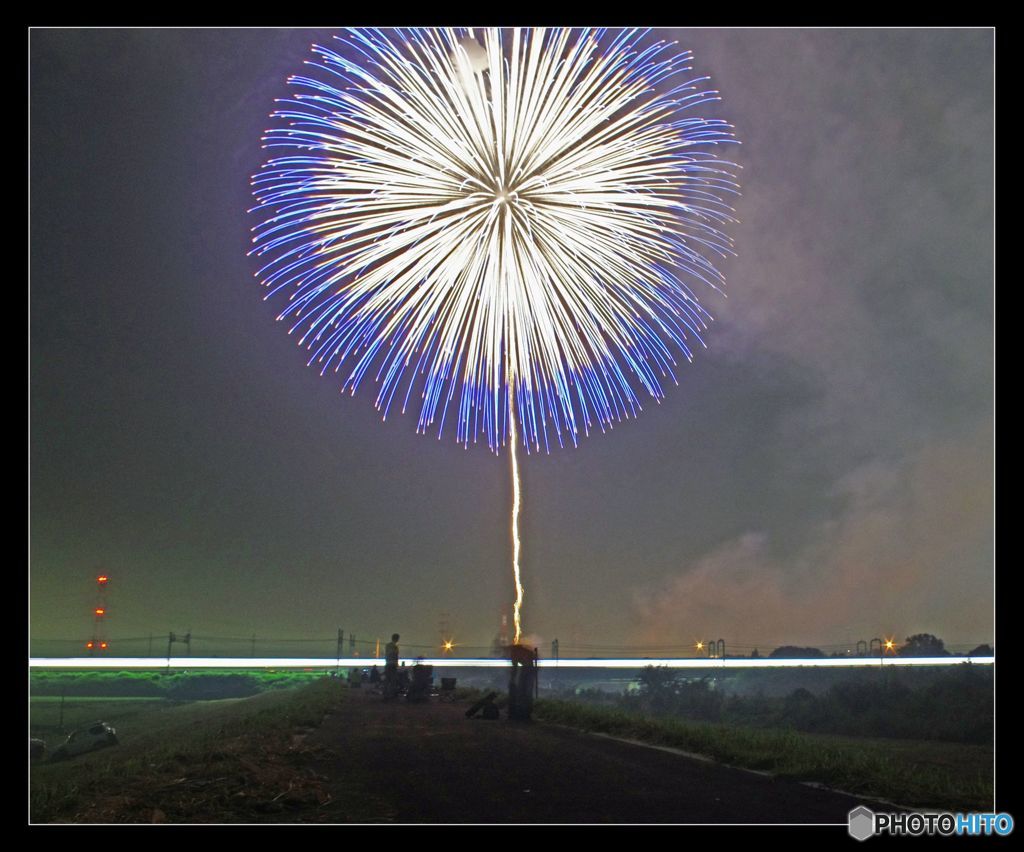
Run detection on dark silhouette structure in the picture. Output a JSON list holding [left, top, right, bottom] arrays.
[[508, 644, 539, 721], [407, 662, 433, 702], [465, 691, 499, 719]]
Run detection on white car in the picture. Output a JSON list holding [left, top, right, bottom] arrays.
[[50, 721, 118, 761]]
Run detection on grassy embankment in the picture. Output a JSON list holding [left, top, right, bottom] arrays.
[[30, 668, 323, 699], [30, 677, 351, 823], [533, 699, 992, 812], [31, 670, 993, 819]]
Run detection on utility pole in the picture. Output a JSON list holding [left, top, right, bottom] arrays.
[[551, 638, 559, 689], [166, 630, 191, 663], [439, 612, 451, 654], [499, 611, 509, 649], [337, 628, 344, 665]]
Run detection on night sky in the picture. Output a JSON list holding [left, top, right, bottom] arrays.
[[30, 29, 994, 656]]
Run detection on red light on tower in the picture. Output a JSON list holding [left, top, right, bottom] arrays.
[[90, 573, 111, 654]]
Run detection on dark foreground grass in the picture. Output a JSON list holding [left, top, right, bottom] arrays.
[[534, 699, 993, 812], [31, 678, 348, 823], [32, 696, 170, 742]]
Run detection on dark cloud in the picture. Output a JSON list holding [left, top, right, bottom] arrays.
[[627, 29, 993, 648], [634, 422, 992, 647]]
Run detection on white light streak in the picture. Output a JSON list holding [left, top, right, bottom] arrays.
[[30, 656, 994, 670]]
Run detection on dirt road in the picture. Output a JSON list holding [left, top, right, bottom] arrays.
[[302, 689, 881, 824]]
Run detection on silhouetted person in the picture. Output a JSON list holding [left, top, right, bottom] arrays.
[[384, 633, 400, 698], [369, 665, 380, 684]]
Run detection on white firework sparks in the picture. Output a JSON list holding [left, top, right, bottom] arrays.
[[250, 27, 739, 455]]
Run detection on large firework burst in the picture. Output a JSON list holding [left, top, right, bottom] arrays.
[[250, 27, 739, 454]]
